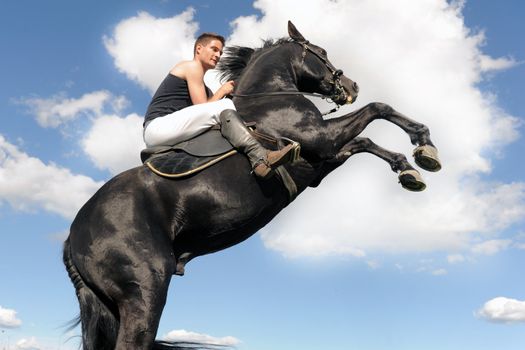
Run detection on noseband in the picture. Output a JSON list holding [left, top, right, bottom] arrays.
[[296, 40, 348, 105]]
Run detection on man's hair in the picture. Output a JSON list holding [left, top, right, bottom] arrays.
[[193, 32, 225, 55]]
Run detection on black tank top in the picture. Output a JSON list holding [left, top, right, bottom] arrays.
[[144, 74, 213, 125]]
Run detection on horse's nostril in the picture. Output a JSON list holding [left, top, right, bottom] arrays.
[[353, 82, 359, 93]]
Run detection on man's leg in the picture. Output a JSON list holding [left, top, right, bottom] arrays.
[[144, 99, 235, 147], [219, 109, 295, 179], [144, 100, 295, 178]]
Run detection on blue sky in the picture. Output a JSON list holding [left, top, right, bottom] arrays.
[[1, 1, 524, 349]]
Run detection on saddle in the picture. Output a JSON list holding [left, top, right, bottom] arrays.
[[140, 124, 299, 201], [141, 126, 238, 178]]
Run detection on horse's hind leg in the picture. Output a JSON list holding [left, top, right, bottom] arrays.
[[337, 137, 426, 191], [105, 247, 175, 350], [114, 269, 171, 350]]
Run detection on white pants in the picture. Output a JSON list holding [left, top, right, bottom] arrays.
[[143, 98, 236, 147]]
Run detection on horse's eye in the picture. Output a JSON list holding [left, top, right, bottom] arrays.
[[320, 49, 327, 56]]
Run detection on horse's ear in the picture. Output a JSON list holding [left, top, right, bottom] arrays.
[[288, 21, 306, 42]]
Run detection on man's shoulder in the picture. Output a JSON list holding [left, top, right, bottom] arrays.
[[170, 60, 204, 80]]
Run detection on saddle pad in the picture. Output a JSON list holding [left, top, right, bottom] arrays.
[[141, 129, 234, 164], [175, 128, 234, 156], [145, 149, 237, 178]]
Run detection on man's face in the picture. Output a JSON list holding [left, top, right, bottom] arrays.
[[196, 39, 224, 69]]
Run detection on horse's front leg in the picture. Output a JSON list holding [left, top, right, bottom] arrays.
[[323, 102, 441, 172], [313, 137, 426, 191]]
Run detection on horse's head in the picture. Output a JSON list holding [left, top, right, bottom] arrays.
[[217, 22, 359, 105], [287, 21, 359, 105]]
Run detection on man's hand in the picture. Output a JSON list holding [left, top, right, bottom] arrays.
[[210, 80, 235, 101], [219, 80, 235, 96]]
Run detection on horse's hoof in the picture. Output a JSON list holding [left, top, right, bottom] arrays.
[[398, 169, 426, 192], [413, 145, 441, 172]]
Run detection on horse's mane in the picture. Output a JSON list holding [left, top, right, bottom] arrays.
[[216, 37, 294, 82]]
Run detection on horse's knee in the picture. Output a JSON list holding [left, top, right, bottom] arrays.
[[354, 137, 373, 149], [367, 102, 394, 116], [343, 137, 372, 154]]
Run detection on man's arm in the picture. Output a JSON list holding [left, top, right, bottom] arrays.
[[187, 69, 235, 104], [184, 61, 209, 105], [172, 61, 236, 105]]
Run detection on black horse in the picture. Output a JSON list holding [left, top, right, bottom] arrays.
[[63, 22, 440, 350]]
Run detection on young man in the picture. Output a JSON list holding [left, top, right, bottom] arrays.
[[143, 33, 294, 178]]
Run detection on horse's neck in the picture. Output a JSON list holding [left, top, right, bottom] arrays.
[[234, 47, 326, 191], [238, 48, 297, 94]]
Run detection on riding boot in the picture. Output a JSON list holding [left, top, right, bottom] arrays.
[[219, 109, 295, 179]]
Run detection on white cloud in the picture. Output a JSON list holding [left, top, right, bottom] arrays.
[[162, 329, 240, 347], [515, 243, 525, 250], [18, 90, 128, 128], [81, 113, 145, 175], [477, 297, 525, 323], [478, 54, 517, 72], [103, 9, 199, 93], [471, 239, 512, 255], [367, 260, 380, 269], [16, 337, 41, 350], [99, 1, 524, 258], [102, 9, 223, 93], [432, 268, 448, 276], [447, 254, 466, 264], [17, 88, 141, 176], [227, 0, 524, 257], [0, 305, 22, 328], [48, 230, 70, 242], [0, 135, 103, 219]]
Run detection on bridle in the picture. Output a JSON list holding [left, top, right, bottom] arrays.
[[231, 40, 348, 115], [296, 40, 349, 105]]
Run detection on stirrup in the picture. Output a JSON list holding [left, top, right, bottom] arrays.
[[251, 160, 273, 179], [251, 144, 296, 179], [267, 143, 296, 167]]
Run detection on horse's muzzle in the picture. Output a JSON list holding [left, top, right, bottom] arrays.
[[345, 84, 358, 104], [352, 81, 359, 94], [340, 76, 358, 104]]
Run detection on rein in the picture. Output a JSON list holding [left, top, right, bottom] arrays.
[[232, 91, 325, 98], [230, 39, 345, 116], [232, 91, 340, 116]]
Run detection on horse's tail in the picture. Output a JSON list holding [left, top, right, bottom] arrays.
[[63, 238, 118, 350], [64, 239, 230, 350]]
